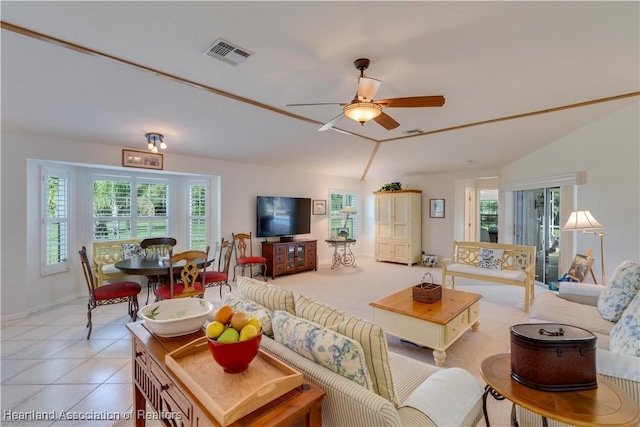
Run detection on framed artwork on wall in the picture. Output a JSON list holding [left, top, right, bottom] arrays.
[[313, 200, 326, 215], [430, 199, 445, 218], [122, 149, 163, 170]]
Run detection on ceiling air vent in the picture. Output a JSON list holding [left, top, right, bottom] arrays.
[[403, 129, 425, 135], [203, 38, 253, 66]]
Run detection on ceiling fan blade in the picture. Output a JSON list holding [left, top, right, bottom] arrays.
[[357, 77, 381, 102], [373, 112, 400, 130], [286, 102, 346, 107], [318, 113, 346, 131], [375, 96, 445, 108]]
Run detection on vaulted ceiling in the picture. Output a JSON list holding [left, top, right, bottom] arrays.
[[2, 1, 638, 181]]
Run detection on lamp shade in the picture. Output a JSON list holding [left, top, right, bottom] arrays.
[[343, 102, 382, 124], [562, 210, 604, 231], [340, 206, 357, 214]]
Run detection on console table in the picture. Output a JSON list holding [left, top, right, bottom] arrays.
[[127, 323, 325, 427], [325, 239, 357, 269]]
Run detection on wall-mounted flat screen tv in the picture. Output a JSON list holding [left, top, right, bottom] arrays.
[[256, 196, 311, 238]]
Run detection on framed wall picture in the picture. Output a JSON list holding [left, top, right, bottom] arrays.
[[122, 149, 163, 170], [313, 200, 326, 215], [430, 199, 445, 218]]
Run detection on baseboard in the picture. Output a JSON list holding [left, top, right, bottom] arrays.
[[1, 293, 82, 323]]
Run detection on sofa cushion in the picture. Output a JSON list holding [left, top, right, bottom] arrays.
[[122, 243, 145, 259], [295, 293, 345, 328], [597, 261, 640, 322], [447, 263, 526, 281], [477, 247, 504, 270], [609, 292, 640, 357], [220, 292, 274, 338], [294, 293, 398, 406], [271, 310, 373, 390], [237, 276, 295, 314]]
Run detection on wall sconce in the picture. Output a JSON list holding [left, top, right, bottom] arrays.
[[145, 132, 166, 153]]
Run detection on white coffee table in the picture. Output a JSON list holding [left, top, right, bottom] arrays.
[[370, 287, 481, 366]]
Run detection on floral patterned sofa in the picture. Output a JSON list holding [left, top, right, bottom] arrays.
[[218, 277, 485, 427], [520, 260, 640, 426]]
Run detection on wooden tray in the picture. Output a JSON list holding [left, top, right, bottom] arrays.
[[165, 336, 303, 426]]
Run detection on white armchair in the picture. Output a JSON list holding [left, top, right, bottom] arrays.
[[520, 266, 640, 426]]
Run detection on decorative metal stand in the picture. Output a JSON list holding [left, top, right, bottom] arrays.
[[326, 239, 357, 269]]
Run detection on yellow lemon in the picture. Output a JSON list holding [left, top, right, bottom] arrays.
[[247, 317, 262, 332], [206, 321, 225, 339], [239, 324, 258, 342]]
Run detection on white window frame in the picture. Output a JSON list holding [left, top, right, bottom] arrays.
[[187, 179, 208, 250], [329, 190, 359, 239], [90, 173, 170, 241], [42, 167, 70, 275]]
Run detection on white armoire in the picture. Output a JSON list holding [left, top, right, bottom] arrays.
[[373, 189, 422, 266]]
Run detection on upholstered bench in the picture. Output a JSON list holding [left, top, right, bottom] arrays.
[[442, 241, 536, 312]]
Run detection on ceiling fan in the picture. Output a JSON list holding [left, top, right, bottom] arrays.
[[286, 58, 445, 131]]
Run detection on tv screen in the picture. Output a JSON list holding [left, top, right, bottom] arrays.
[[256, 196, 311, 238]]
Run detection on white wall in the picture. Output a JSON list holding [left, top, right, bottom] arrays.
[[501, 101, 640, 282], [1, 132, 361, 320], [2, 101, 637, 319]]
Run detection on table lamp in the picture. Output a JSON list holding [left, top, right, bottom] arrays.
[[562, 210, 606, 285], [340, 206, 357, 227]]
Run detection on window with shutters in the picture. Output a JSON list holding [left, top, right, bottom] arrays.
[[329, 190, 359, 239], [188, 180, 208, 250], [92, 174, 169, 240], [42, 168, 70, 275]]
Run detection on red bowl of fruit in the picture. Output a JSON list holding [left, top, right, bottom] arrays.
[[207, 330, 262, 373], [206, 305, 263, 373]]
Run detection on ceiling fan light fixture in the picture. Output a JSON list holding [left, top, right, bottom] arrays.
[[343, 102, 382, 125]]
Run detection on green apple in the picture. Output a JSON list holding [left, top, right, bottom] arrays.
[[217, 327, 240, 343]]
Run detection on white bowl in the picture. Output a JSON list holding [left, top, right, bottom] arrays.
[[138, 298, 215, 337]]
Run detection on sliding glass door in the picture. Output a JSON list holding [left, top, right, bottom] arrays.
[[514, 187, 560, 285]]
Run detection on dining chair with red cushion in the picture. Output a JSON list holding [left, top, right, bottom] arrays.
[[79, 246, 141, 339], [232, 232, 267, 281], [201, 238, 233, 297], [154, 249, 207, 300]]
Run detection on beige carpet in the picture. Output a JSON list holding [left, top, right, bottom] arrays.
[[116, 256, 547, 427]]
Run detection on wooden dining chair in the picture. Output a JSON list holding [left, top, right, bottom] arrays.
[[154, 248, 208, 300], [201, 238, 233, 297], [78, 246, 141, 339], [232, 232, 267, 281], [140, 237, 177, 303]]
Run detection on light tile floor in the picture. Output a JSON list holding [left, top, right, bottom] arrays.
[[1, 291, 224, 427]]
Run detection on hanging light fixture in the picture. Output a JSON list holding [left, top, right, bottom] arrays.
[[145, 132, 166, 153], [343, 102, 382, 125]]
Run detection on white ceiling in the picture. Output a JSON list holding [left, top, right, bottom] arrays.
[[2, 1, 638, 181]]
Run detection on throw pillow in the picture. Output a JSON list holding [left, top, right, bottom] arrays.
[[271, 310, 373, 390], [477, 247, 505, 270], [293, 294, 398, 406], [237, 277, 295, 314], [122, 243, 145, 259], [220, 292, 274, 338], [294, 293, 345, 329], [597, 261, 640, 322], [609, 291, 640, 357]]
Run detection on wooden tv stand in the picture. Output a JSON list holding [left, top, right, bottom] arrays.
[[262, 239, 317, 279]]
